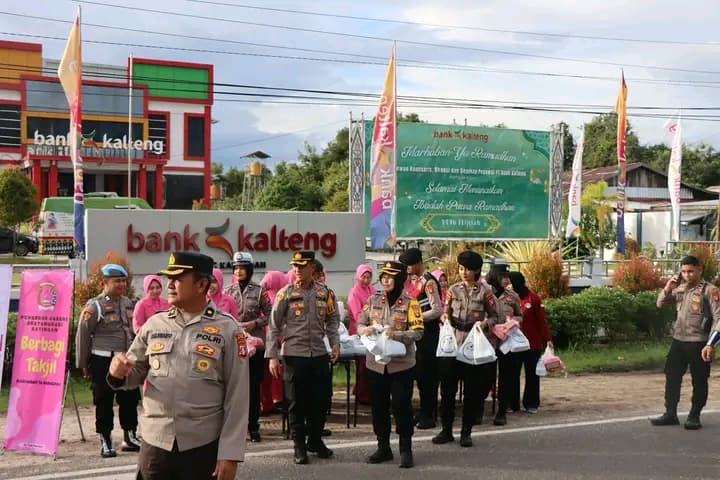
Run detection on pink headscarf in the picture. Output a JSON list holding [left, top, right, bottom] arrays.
[[209, 268, 239, 320], [286, 268, 297, 286], [132, 274, 170, 333], [261, 270, 290, 303], [347, 264, 376, 334], [431, 268, 447, 304]]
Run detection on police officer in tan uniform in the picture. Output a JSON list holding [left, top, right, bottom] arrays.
[[433, 251, 498, 447], [358, 261, 424, 468], [75, 263, 140, 458], [652, 255, 720, 430], [224, 251, 272, 443], [399, 247, 442, 429], [108, 252, 249, 480], [267, 251, 340, 465], [485, 259, 523, 427]]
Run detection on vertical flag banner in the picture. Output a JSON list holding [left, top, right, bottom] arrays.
[[614, 72, 628, 254], [665, 115, 682, 242], [369, 47, 396, 249], [0, 264, 13, 393], [57, 12, 84, 256], [565, 132, 584, 238], [3, 269, 74, 455]]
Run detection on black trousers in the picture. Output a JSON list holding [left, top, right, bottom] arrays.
[[367, 367, 415, 443], [137, 439, 218, 480], [248, 350, 265, 433], [439, 358, 494, 432], [415, 321, 440, 421], [664, 339, 710, 415], [89, 354, 140, 434], [496, 350, 520, 416], [512, 349, 543, 410], [283, 355, 331, 445]]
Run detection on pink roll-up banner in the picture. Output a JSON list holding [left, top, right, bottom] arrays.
[[3, 269, 74, 455]]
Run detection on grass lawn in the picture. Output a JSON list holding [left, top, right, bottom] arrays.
[[0, 342, 671, 413]]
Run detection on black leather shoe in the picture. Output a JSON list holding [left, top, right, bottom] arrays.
[[367, 446, 393, 464], [399, 450, 414, 468], [416, 418, 436, 429], [294, 445, 309, 465], [307, 440, 334, 458], [431, 430, 454, 444], [321, 428, 332, 437], [459, 432, 472, 447], [493, 414, 507, 426], [649, 412, 680, 426], [250, 431, 261, 443], [684, 415, 702, 430]]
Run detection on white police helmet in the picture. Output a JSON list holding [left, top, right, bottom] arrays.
[[232, 251, 254, 266]]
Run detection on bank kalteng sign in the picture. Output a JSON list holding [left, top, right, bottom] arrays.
[[365, 121, 551, 240], [86, 210, 365, 275]]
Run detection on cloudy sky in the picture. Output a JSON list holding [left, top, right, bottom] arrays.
[[3, 0, 720, 169]]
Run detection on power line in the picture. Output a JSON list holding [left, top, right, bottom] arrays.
[[181, 0, 720, 48], [72, 1, 720, 75]]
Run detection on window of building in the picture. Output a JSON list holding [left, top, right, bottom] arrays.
[[148, 112, 169, 159], [185, 114, 206, 159], [0, 104, 21, 148]]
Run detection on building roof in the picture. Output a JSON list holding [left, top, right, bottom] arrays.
[[562, 162, 717, 202]]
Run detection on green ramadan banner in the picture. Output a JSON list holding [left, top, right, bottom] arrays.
[[365, 121, 550, 240]]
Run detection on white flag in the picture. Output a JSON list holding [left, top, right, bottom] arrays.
[[665, 116, 682, 242], [565, 132, 584, 238]]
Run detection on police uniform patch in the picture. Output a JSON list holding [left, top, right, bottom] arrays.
[[203, 325, 220, 335], [276, 291, 286, 302], [150, 342, 165, 352], [196, 359, 211, 372], [408, 301, 423, 330], [236, 332, 248, 358], [262, 290, 270, 303], [106, 314, 118, 322], [411, 303, 421, 318], [151, 358, 161, 370], [426, 282, 435, 294], [327, 291, 336, 314], [195, 344, 216, 356], [81, 309, 92, 322], [362, 303, 370, 312]]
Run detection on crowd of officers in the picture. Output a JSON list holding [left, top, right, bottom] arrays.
[[76, 247, 557, 478]]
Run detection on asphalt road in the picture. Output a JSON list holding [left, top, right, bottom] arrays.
[[4, 410, 720, 480]]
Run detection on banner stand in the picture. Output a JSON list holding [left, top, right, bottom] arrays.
[[55, 365, 86, 460]]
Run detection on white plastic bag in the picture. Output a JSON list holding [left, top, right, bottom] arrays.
[[340, 335, 367, 357], [542, 346, 565, 372], [376, 331, 407, 357], [436, 322, 458, 357], [535, 355, 547, 377], [500, 326, 531, 354], [457, 326, 496, 365]]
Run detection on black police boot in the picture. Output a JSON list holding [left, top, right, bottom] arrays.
[[121, 430, 141, 452], [431, 428, 454, 444], [99, 432, 117, 458], [493, 413, 507, 426], [321, 428, 332, 437], [415, 416, 436, 430], [459, 427, 473, 447], [399, 436, 414, 469], [249, 430, 262, 443], [293, 440, 309, 465], [366, 441, 393, 464], [649, 412, 680, 426], [685, 412, 702, 430], [307, 438, 334, 458]]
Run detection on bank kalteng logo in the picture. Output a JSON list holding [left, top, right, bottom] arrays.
[[127, 219, 337, 258]]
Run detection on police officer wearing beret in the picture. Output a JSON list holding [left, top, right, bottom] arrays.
[[266, 251, 340, 465], [108, 252, 249, 480], [224, 251, 272, 443], [75, 263, 140, 458], [358, 261, 424, 468], [399, 247, 442, 429], [485, 259, 523, 426], [433, 251, 498, 447], [654, 255, 720, 430]]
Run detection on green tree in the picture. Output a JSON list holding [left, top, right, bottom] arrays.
[[582, 113, 642, 168], [253, 162, 323, 211], [578, 181, 616, 256], [0, 168, 38, 227], [321, 160, 349, 212]]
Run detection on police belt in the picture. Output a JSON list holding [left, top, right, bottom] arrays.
[[450, 320, 475, 332], [91, 349, 114, 358]]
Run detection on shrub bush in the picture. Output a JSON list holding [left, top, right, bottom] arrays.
[[688, 243, 719, 282], [612, 256, 664, 293], [524, 251, 569, 299], [544, 287, 675, 348]]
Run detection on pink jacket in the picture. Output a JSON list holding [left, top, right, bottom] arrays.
[[347, 264, 376, 335], [431, 268, 447, 305], [209, 268, 239, 320], [132, 275, 170, 333]]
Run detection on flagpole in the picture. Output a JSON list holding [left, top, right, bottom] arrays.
[[392, 40, 397, 248], [127, 53, 133, 206]]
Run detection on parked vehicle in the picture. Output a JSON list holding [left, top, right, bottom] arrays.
[[0, 227, 39, 256]]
